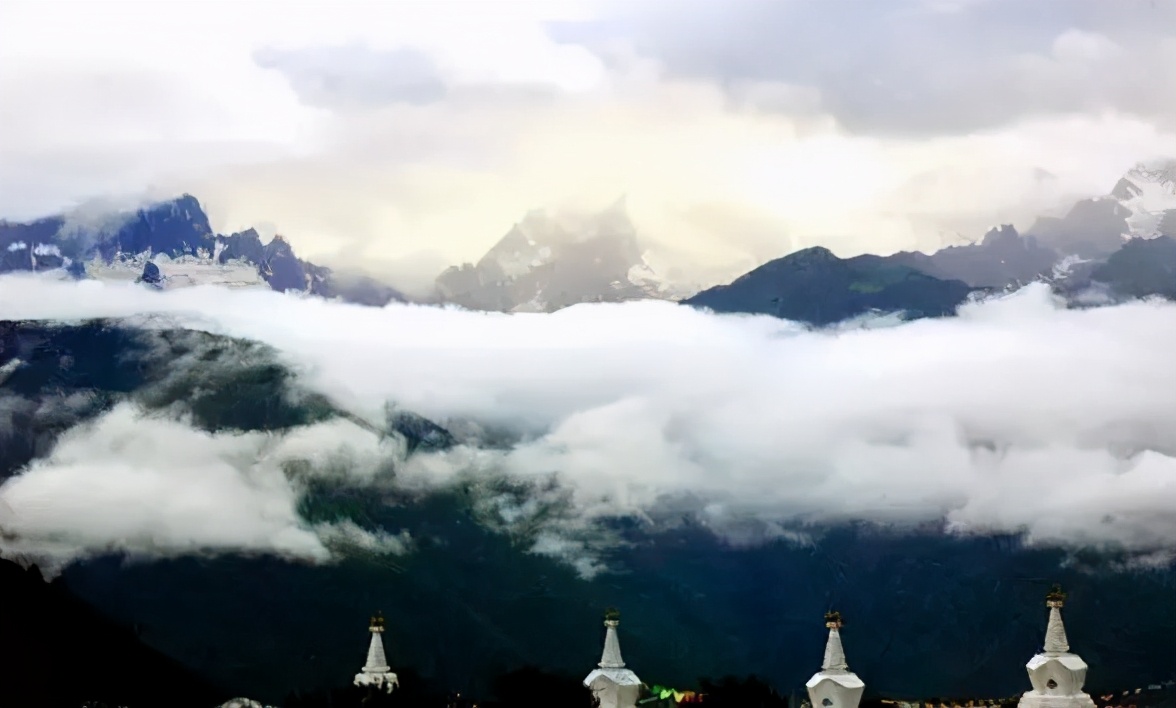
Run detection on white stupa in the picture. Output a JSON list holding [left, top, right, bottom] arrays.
[[584, 608, 642, 708], [805, 611, 866, 708], [353, 612, 399, 694], [1017, 586, 1096, 708]]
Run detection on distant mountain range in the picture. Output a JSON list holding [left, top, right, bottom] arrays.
[[686, 160, 1176, 324], [2, 160, 1176, 326], [0, 195, 405, 307]]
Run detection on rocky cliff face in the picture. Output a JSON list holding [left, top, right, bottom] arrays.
[[1023, 160, 1176, 259], [435, 200, 681, 313], [889, 225, 1060, 289]]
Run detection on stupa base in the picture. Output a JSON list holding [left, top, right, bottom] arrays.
[[353, 672, 399, 693], [1016, 691, 1097, 708]]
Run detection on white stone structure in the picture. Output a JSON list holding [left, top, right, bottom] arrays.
[[805, 611, 866, 708], [584, 609, 642, 708], [353, 612, 399, 693], [1017, 586, 1096, 708]]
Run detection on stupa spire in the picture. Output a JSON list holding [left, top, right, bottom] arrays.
[[1043, 585, 1070, 654], [353, 612, 399, 694], [805, 610, 865, 708], [599, 607, 626, 669], [584, 608, 642, 708], [822, 611, 849, 672]]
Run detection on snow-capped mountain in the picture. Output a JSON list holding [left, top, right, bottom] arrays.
[[1111, 159, 1176, 238], [0, 195, 405, 305], [680, 158, 1176, 324], [5, 160, 1174, 319], [432, 159, 1176, 318], [1026, 159, 1176, 258], [434, 198, 690, 313]]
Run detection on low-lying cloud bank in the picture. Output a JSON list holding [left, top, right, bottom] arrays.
[[0, 401, 411, 572], [1, 275, 1175, 573]]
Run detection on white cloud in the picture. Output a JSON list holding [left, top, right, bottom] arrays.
[[0, 404, 323, 566], [314, 519, 413, 557], [1050, 29, 1121, 64], [268, 416, 397, 481], [0, 398, 411, 571], [2, 276, 1176, 572]]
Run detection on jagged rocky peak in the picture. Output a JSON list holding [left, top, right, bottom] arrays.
[[0, 194, 407, 304], [481, 197, 639, 272], [216, 228, 266, 264], [1018, 158, 1176, 259], [1111, 177, 1144, 201], [1026, 198, 1131, 259], [435, 197, 664, 313], [974, 223, 1053, 259], [882, 222, 1060, 289], [101, 193, 216, 260], [264, 233, 297, 258], [1105, 158, 1176, 239], [139, 261, 163, 285], [587, 194, 637, 237], [1125, 158, 1176, 187], [477, 219, 547, 281], [1114, 159, 1176, 205], [0, 194, 218, 274], [146, 193, 212, 233], [980, 224, 1020, 246]]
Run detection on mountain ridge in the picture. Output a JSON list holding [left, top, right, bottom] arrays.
[[4, 158, 1176, 325], [0, 195, 407, 307], [682, 245, 980, 325]]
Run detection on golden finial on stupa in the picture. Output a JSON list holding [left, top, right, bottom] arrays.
[[825, 610, 843, 629], [369, 611, 386, 633], [1045, 584, 1066, 608]]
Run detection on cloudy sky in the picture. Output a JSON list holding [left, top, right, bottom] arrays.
[[2, 0, 1176, 281]]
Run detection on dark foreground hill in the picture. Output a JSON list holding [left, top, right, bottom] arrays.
[[683, 246, 978, 324], [0, 558, 227, 708]]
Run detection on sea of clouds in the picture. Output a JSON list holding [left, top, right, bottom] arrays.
[[1, 274, 1175, 575]]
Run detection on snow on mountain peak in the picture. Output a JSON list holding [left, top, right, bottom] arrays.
[[1114, 159, 1176, 238], [1130, 159, 1176, 184], [436, 199, 686, 312]]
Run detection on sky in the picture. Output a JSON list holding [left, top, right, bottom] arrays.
[[2, 0, 1176, 284], [2, 276, 1175, 575]]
